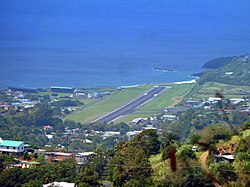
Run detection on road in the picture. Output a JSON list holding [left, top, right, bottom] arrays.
[[90, 86, 169, 124]]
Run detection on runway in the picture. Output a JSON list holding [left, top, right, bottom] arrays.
[[90, 86, 170, 124]]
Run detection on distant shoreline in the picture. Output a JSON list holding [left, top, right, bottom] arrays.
[[1, 78, 198, 92]]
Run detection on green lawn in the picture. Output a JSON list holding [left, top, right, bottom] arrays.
[[78, 98, 97, 106], [117, 83, 194, 123], [64, 85, 152, 124]]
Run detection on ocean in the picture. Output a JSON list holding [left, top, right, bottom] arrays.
[[0, 0, 250, 88]]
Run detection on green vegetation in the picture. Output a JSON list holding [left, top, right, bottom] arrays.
[[188, 82, 250, 99], [39, 92, 72, 97], [198, 56, 250, 86], [109, 130, 160, 186], [117, 83, 194, 123], [65, 85, 152, 123], [0, 159, 77, 187], [52, 99, 82, 107], [78, 98, 96, 106], [138, 84, 194, 112], [202, 56, 235, 69]]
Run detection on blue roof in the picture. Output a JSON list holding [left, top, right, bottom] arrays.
[[11, 102, 20, 106], [0, 140, 24, 147]]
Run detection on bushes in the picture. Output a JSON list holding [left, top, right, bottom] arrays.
[[209, 162, 237, 184], [0, 159, 77, 187]]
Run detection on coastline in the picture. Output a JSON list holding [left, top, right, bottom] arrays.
[[1, 76, 198, 91]]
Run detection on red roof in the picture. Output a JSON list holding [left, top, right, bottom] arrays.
[[44, 125, 53, 129]]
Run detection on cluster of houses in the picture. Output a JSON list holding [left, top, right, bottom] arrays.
[[0, 137, 95, 170], [73, 90, 111, 99], [0, 91, 40, 112], [127, 96, 249, 133], [0, 85, 113, 114]]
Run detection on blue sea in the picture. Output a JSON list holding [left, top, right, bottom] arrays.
[[0, 0, 250, 88]]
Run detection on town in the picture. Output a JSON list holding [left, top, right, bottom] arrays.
[[0, 80, 249, 186]]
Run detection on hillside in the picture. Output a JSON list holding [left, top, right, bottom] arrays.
[[197, 55, 250, 86], [202, 56, 236, 69]]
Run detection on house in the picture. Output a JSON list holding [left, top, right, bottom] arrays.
[[83, 139, 92, 144], [75, 152, 95, 165], [208, 97, 222, 102], [143, 125, 157, 130], [161, 114, 178, 121], [131, 118, 144, 125], [212, 154, 235, 163], [44, 152, 74, 162], [225, 72, 234, 75], [126, 131, 142, 140], [44, 125, 53, 130], [229, 98, 245, 104], [21, 161, 41, 169], [164, 107, 187, 114], [101, 131, 120, 139], [0, 139, 25, 154], [131, 118, 153, 125]]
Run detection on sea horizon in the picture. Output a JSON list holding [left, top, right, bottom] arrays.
[[1, 0, 250, 89]]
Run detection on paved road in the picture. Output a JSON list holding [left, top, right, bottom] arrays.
[[90, 86, 169, 124]]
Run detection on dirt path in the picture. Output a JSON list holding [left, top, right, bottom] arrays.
[[199, 151, 209, 169], [169, 96, 183, 107], [199, 151, 222, 187]]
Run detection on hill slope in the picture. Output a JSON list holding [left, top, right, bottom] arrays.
[[198, 55, 250, 86]]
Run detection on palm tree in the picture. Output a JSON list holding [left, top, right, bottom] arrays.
[[163, 131, 179, 146]]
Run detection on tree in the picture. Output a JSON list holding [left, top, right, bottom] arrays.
[[209, 162, 237, 185], [75, 166, 99, 187], [132, 129, 161, 156], [163, 131, 179, 147], [37, 154, 46, 163], [109, 142, 152, 186], [176, 145, 196, 160], [199, 125, 232, 144], [21, 180, 43, 187], [23, 152, 30, 160], [162, 145, 176, 161], [242, 121, 250, 130], [189, 134, 201, 145], [0, 154, 14, 172]]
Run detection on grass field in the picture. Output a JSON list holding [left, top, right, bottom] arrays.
[[117, 83, 194, 123], [38, 92, 73, 97], [189, 82, 250, 99], [64, 85, 152, 124]]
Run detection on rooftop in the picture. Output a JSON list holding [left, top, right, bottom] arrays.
[[0, 140, 24, 147], [51, 86, 74, 89], [27, 161, 41, 165]]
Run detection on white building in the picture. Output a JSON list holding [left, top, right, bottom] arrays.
[[225, 72, 234, 75], [126, 131, 142, 140], [161, 114, 178, 121], [208, 97, 222, 102], [0, 139, 25, 153], [229, 98, 245, 104]]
